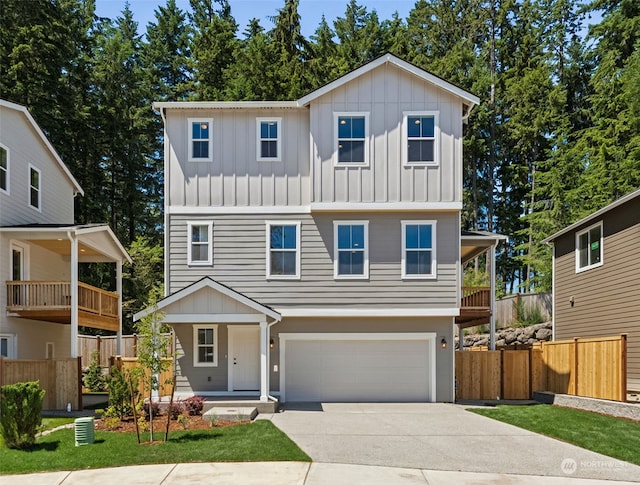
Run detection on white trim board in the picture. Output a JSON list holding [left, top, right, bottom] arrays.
[[277, 308, 460, 317], [161, 314, 267, 324]]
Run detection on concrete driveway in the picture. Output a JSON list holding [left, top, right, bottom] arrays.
[[266, 403, 640, 482]]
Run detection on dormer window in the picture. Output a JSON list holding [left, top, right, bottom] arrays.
[[403, 112, 439, 165], [257, 118, 282, 161], [335, 113, 369, 165], [188, 118, 213, 162]]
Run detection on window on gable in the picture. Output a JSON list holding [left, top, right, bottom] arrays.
[[29, 165, 41, 210], [576, 222, 602, 272], [257, 118, 281, 161], [267, 221, 300, 279], [193, 325, 218, 367], [336, 114, 368, 164], [187, 221, 213, 266], [404, 112, 439, 165], [0, 144, 8, 193], [402, 221, 436, 278], [334, 221, 369, 279], [188, 118, 213, 162]]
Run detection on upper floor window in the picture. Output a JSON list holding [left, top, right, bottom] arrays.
[[334, 221, 369, 279], [0, 144, 8, 193], [28, 164, 41, 211], [188, 118, 213, 162], [257, 118, 281, 161], [266, 221, 301, 279], [402, 221, 436, 279], [187, 221, 213, 266], [193, 324, 218, 367], [576, 222, 602, 272], [335, 113, 368, 165], [403, 112, 439, 165]]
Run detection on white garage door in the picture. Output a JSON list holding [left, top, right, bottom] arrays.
[[282, 335, 434, 402]]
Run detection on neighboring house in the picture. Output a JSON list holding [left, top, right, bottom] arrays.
[[136, 53, 499, 403], [0, 99, 130, 360], [544, 188, 640, 392]]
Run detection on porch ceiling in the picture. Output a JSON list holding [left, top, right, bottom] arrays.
[[461, 230, 508, 264]]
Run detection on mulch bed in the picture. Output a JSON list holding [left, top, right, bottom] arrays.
[[94, 414, 248, 433]]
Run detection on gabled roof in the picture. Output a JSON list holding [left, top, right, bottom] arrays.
[[542, 187, 640, 244], [133, 276, 281, 322], [297, 53, 480, 109], [0, 99, 83, 195]]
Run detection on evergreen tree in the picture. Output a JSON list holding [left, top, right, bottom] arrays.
[[308, 15, 340, 89]]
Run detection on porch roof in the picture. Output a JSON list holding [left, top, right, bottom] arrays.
[[461, 230, 508, 263], [133, 277, 281, 323]]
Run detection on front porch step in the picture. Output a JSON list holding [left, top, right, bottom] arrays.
[[202, 400, 278, 414], [203, 406, 258, 423]]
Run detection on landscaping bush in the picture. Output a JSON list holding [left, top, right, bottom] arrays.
[[83, 351, 106, 392], [183, 396, 204, 416], [0, 381, 45, 449], [170, 401, 185, 420], [105, 366, 138, 419], [143, 400, 161, 419]]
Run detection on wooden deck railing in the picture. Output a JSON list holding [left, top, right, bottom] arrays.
[[6, 281, 118, 318], [461, 286, 491, 308]]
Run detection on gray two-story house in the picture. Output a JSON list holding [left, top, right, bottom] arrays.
[[136, 54, 485, 403]]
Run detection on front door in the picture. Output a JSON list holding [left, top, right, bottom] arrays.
[[228, 326, 260, 391]]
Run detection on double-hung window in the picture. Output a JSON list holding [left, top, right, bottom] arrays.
[[266, 221, 300, 279], [193, 325, 218, 367], [335, 113, 368, 165], [334, 221, 369, 279], [402, 221, 436, 278], [188, 118, 213, 162], [28, 164, 41, 211], [187, 221, 213, 266], [0, 144, 8, 193], [403, 112, 439, 165], [576, 222, 602, 272], [0, 335, 16, 359], [257, 118, 281, 161]]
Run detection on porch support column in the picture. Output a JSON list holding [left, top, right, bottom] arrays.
[[259, 319, 268, 402], [489, 243, 497, 351], [69, 233, 79, 358], [116, 260, 122, 355]]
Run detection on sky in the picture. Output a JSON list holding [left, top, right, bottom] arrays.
[[94, 0, 417, 37]]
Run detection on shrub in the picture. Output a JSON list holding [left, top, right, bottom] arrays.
[[183, 396, 204, 416], [170, 401, 185, 420], [105, 366, 138, 419], [83, 351, 106, 392], [0, 381, 45, 449], [143, 400, 161, 419]]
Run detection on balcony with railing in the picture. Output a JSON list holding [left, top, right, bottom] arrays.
[[6, 281, 119, 331], [457, 286, 491, 327]]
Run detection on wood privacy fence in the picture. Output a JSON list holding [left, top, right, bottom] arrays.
[[0, 357, 82, 410], [494, 292, 552, 328], [110, 356, 173, 398], [79, 334, 174, 368], [456, 335, 627, 402]]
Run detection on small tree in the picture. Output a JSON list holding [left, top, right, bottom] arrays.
[[135, 292, 171, 443], [106, 365, 138, 419], [0, 381, 45, 449], [84, 351, 106, 392]]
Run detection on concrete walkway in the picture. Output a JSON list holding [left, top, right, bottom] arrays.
[[0, 462, 638, 485]]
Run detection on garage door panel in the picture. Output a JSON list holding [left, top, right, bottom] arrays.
[[284, 339, 432, 402]]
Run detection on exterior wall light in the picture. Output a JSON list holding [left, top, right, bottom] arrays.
[[441, 338, 447, 349], [269, 338, 275, 349]]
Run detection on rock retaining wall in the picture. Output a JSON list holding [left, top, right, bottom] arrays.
[[456, 322, 552, 349]]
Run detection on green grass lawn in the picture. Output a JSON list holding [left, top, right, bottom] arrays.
[[0, 421, 310, 475], [470, 404, 640, 466], [40, 417, 76, 431]]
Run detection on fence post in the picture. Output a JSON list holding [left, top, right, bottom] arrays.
[[621, 334, 628, 402], [133, 334, 138, 357], [77, 356, 83, 411], [500, 348, 505, 400], [97, 336, 101, 367], [573, 337, 579, 396]]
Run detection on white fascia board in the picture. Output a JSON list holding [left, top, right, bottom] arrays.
[[277, 308, 460, 317], [168, 205, 311, 215], [153, 101, 301, 110], [279, 332, 436, 341], [298, 53, 479, 107], [162, 314, 267, 324], [0, 100, 84, 196], [310, 202, 462, 212], [76, 225, 132, 263]]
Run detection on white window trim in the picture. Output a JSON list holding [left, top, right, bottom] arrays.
[[193, 324, 218, 367], [0, 143, 9, 195], [401, 220, 437, 279], [575, 221, 603, 273], [28, 164, 41, 211], [266, 221, 301, 280], [256, 117, 282, 162], [402, 111, 440, 166], [187, 221, 213, 266], [334, 112, 370, 166], [188, 117, 214, 162], [0, 334, 17, 359], [333, 220, 369, 280]]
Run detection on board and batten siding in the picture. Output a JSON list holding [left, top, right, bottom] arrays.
[[553, 200, 640, 391], [165, 108, 310, 208], [310, 63, 463, 205], [168, 212, 459, 309], [0, 107, 75, 226]]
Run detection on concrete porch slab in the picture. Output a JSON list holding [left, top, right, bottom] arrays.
[[203, 406, 258, 422]]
